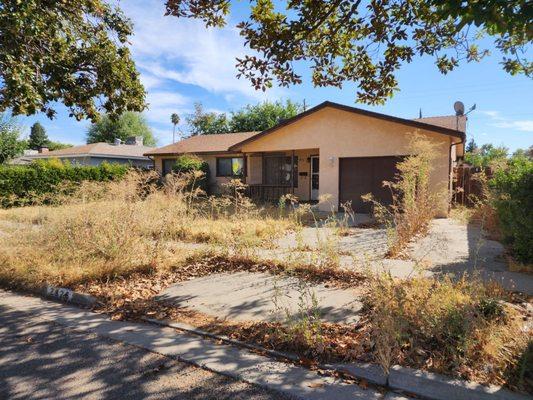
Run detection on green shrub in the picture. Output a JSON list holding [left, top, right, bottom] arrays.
[[0, 159, 128, 207], [171, 154, 210, 194], [490, 155, 533, 264]]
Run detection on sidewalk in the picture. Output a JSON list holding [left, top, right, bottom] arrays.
[[0, 289, 392, 400]]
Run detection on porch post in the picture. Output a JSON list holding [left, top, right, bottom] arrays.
[[291, 150, 295, 194]]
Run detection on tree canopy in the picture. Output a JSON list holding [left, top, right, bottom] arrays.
[[87, 112, 156, 146], [186, 103, 230, 135], [229, 100, 303, 132], [465, 143, 509, 168], [28, 123, 48, 150], [186, 100, 303, 135], [166, 1, 532, 104], [0, 0, 145, 121], [0, 114, 25, 164]]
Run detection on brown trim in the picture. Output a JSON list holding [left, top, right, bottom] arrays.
[[448, 136, 464, 213], [229, 101, 465, 151], [291, 150, 295, 194], [145, 150, 245, 157], [309, 154, 319, 201], [215, 156, 245, 177]]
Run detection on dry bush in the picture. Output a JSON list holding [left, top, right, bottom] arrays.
[[0, 170, 294, 290], [364, 273, 531, 390], [363, 134, 443, 257], [466, 170, 501, 240]]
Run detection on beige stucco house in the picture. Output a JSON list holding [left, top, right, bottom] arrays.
[[145, 102, 466, 216]]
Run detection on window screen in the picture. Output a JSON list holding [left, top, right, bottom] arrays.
[[264, 155, 298, 187], [217, 157, 244, 177], [162, 159, 177, 176]]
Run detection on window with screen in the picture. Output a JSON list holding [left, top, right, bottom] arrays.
[[162, 159, 177, 176], [216, 157, 244, 177], [263, 155, 298, 187]]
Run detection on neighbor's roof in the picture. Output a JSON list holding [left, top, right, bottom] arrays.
[[30, 142, 154, 160], [229, 101, 466, 151], [414, 115, 467, 133], [144, 131, 259, 156]]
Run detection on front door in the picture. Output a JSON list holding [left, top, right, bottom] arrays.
[[310, 156, 319, 201]]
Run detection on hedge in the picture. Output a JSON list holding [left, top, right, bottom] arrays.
[[0, 159, 129, 208], [490, 156, 533, 264], [171, 155, 210, 194]]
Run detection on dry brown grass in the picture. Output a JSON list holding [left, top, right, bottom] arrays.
[[364, 273, 531, 391], [0, 171, 294, 291], [363, 134, 444, 258]]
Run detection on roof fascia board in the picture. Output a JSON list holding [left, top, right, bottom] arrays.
[[229, 101, 464, 151]]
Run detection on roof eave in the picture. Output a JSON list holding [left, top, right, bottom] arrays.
[[144, 150, 243, 157], [228, 101, 465, 151]]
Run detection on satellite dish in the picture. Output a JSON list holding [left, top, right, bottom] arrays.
[[454, 101, 465, 116]]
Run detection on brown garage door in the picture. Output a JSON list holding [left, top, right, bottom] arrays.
[[339, 156, 403, 213]]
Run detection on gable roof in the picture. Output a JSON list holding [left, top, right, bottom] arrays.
[[30, 142, 153, 160], [229, 101, 465, 151], [144, 131, 259, 156]]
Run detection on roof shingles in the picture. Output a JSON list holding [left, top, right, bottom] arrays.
[[33, 142, 153, 159], [144, 131, 258, 156]]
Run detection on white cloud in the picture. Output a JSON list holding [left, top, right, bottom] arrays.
[[481, 110, 533, 132], [480, 110, 502, 120], [493, 120, 533, 132], [143, 91, 190, 130], [123, 0, 285, 102]]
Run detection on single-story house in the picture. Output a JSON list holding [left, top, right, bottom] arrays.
[[17, 137, 154, 168], [145, 101, 466, 216]]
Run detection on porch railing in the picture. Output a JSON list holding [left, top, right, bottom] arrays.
[[246, 184, 293, 202]]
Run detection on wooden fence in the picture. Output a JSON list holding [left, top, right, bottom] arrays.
[[453, 165, 491, 206]]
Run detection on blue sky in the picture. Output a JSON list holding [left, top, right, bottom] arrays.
[[16, 0, 533, 152]]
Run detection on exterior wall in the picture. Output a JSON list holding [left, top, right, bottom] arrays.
[[153, 150, 317, 200], [239, 107, 459, 216], [153, 153, 244, 195], [243, 149, 317, 201]]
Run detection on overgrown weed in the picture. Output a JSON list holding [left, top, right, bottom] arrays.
[[364, 273, 530, 390], [363, 134, 444, 257]]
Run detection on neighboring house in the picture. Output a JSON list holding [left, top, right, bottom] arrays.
[[16, 137, 154, 168], [145, 101, 466, 216]]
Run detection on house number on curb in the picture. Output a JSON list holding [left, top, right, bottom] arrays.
[[46, 286, 74, 302]]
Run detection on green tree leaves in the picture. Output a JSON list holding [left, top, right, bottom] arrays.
[[229, 100, 303, 132], [0, 0, 146, 121], [0, 113, 25, 164], [86, 112, 156, 146], [28, 123, 48, 150], [185, 100, 303, 135], [166, 0, 532, 104], [186, 103, 230, 135]]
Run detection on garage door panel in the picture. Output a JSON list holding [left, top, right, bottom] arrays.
[[339, 156, 403, 213]]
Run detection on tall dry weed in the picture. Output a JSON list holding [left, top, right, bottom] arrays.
[[363, 134, 443, 257]]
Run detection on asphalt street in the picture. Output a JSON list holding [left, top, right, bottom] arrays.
[[0, 304, 288, 400]]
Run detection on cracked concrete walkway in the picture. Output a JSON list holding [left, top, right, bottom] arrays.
[[157, 271, 363, 324]]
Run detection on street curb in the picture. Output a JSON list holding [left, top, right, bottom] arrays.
[[27, 289, 530, 400], [388, 365, 530, 400], [40, 285, 97, 308], [329, 362, 388, 387], [144, 317, 530, 400], [142, 317, 301, 363]]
